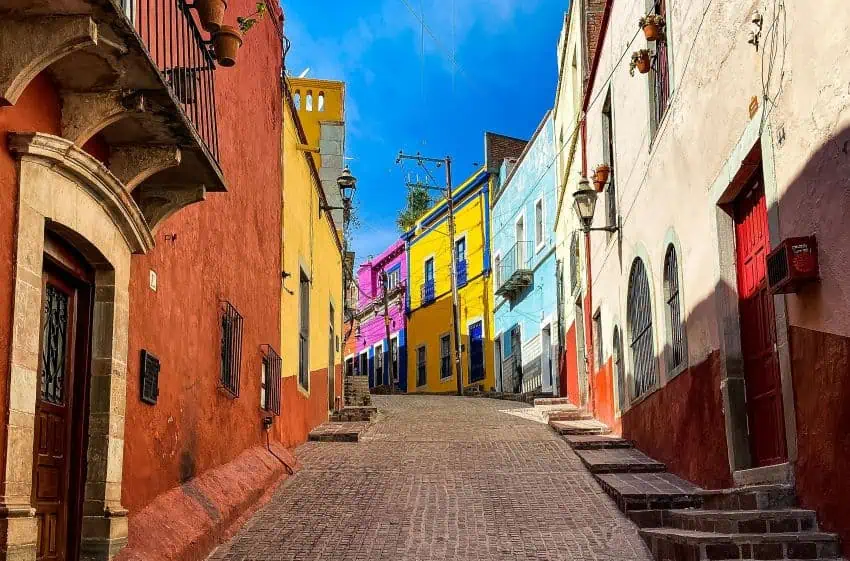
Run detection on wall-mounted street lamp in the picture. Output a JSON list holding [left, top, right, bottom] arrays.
[[320, 166, 357, 215], [572, 177, 618, 233]]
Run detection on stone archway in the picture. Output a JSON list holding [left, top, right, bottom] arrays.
[[2, 132, 152, 560]]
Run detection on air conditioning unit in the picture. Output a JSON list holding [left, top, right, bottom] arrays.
[[766, 236, 819, 294]]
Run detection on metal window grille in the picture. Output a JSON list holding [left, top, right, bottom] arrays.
[[664, 245, 686, 371], [440, 335, 451, 379], [375, 345, 384, 386], [593, 312, 603, 370], [649, 0, 671, 137], [140, 349, 160, 405], [40, 284, 69, 406], [390, 338, 399, 382], [299, 273, 310, 390], [602, 91, 617, 231], [627, 258, 656, 399], [570, 233, 580, 292], [613, 327, 625, 411], [417, 347, 427, 387], [132, 0, 220, 161], [261, 345, 282, 415], [220, 301, 243, 397]]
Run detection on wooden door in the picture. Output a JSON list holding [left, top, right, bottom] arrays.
[[33, 243, 93, 561], [734, 176, 787, 467]]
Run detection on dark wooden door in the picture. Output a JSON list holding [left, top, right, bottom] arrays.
[[34, 240, 93, 561], [468, 321, 484, 383], [734, 176, 787, 467]]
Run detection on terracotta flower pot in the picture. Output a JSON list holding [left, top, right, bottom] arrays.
[[213, 25, 242, 68], [593, 179, 605, 193], [643, 22, 663, 41], [195, 0, 227, 33], [594, 164, 611, 185], [635, 51, 651, 74]]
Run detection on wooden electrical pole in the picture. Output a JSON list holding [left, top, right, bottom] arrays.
[[380, 270, 395, 394]]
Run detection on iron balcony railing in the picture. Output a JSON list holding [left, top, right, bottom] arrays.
[[127, 0, 219, 160], [456, 259, 468, 287], [421, 280, 435, 305], [496, 241, 534, 297]]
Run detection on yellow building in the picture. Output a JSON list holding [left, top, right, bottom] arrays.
[[405, 168, 496, 393], [280, 77, 344, 441]]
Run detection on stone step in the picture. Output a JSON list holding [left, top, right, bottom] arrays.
[[668, 508, 818, 534], [575, 447, 667, 474], [562, 433, 633, 450], [329, 406, 377, 423], [547, 409, 594, 422], [307, 421, 369, 443], [639, 528, 841, 560], [533, 397, 573, 406], [549, 418, 611, 436], [595, 472, 704, 512], [701, 484, 797, 511]]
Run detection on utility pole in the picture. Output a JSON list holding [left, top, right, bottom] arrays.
[[379, 270, 395, 394], [396, 151, 463, 396]]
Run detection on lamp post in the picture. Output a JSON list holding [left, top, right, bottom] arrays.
[[572, 178, 618, 415]]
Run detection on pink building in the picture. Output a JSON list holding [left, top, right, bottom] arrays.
[[353, 240, 408, 391]]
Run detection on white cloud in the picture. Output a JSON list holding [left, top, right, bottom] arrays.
[[351, 224, 401, 264]]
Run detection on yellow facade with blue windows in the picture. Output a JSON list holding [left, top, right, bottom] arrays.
[[405, 168, 496, 392]]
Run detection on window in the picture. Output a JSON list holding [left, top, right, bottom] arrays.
[[440, 334, 451, 379], [220, 301, 243, 396], [374, 344, 384, 386], [534, 199, 544, 249], [664, 245, 686, 372], [627, 258, 656, 399], [261, 346, 282, 415], [649, 0, 671, 138], [570, 232, 580, 292], [455, 237, 466, 264], [140, 350, 160, 405], [455, 237, 468, 286], [593, 311, 603, 370], [294, 90, 301, 109], [328, 304, 335, 387], [424, 258, 435, 283], [613, 327, 625, 411], [602, 90, 617, 231], [317, 92, 325, 112], [359, 352, 368, 379], [416, 346, 427, 387], [494, 254, 502, 289], [515, 216, 526, 267], [305, 90, 313, 112], [390, 337, 399, 382], [345, 356, 354, 377], [298, 272, 310, 390], [384, 266, 401, 291]]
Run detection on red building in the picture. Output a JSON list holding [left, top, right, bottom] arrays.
[[0, 1, 318, 560]]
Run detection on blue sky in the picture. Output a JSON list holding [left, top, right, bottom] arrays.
[[281, 0, 566, 262]]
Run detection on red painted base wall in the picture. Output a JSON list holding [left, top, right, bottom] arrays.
[[564, 323, 581, 406], [592, 358, 620, 434], [621, 351, 732, 490], [790, 325, 850, 555]]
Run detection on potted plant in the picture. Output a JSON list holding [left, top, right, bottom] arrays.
[[194, 0, 227, 33], [236, 2, 267, 33], [213, 25, 242, 67], [629, 49, 651, 76], [639, 13, 665, 42], [593, 164, 611, 191]]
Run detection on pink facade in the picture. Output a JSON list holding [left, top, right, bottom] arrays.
[[354, 240, 408, 390]]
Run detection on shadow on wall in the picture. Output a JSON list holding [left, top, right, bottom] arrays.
[[613, 125, 850, 553]]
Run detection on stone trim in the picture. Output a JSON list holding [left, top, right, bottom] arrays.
[[1, 132, 147, 560], [60, 91, 148, 148]]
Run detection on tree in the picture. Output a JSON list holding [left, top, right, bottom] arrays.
[[396, 184, 432, 233]]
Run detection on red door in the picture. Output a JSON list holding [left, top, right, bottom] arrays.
[[33, 238, 93, 561], [734, 175, 787, 467]]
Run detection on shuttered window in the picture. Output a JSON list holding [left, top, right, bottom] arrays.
[[613, 327, 625, 411], [627, 258, 656, 398], [664, 245, 686, 372]]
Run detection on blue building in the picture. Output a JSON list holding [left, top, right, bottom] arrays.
[[491, 112, 558, 395]]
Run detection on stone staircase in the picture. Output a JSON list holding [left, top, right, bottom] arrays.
[[547, 407, 843, 561]]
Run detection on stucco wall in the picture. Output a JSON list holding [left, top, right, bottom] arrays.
[[123, 3, 283, 513]]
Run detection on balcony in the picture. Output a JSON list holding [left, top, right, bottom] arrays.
[[0, 0, 228, 232], [421, 280, 435, 306], [456, 259, 468, 287], [496, 241, 533, 299]]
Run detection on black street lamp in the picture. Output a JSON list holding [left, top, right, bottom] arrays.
[[572, 177, 618, 233], [320, 166, 357, 213]]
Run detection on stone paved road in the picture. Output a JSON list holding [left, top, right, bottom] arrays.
[[209, 395, 652, 561]]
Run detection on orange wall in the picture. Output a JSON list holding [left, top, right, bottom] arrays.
[[591, 358, 619, 433], [122, 2, 284, 512], [0, 73, 62, 487]]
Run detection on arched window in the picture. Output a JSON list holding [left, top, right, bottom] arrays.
[[613, 326, 625, 411], [317, 92, 325, 112], [664, 244, 686, 372], [627, 257, 656, 398], [305, 90, 313, 111], [570, 232, 580, 292], [294, 90, 301, 109]]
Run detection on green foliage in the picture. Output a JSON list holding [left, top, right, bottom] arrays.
[[237, 2, 267, 33], [396, 184, 433, 233]]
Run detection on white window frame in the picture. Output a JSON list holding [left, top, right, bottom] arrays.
[[493, 251, 502, 290], [358, 350, 369, 378], [372, 341, 385, 386], [389, 333, 400, 382], [534, 196, 545, 253]]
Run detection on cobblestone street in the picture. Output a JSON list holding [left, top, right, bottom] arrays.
[[209, 396, 651, 560]]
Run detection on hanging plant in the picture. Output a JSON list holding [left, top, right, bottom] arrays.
[[629, 50, 651, 76], [194, 0, 227, 32], [639, 14, 665, 42], [236, 2, 267, 33], [213, 25, 243, 67]]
